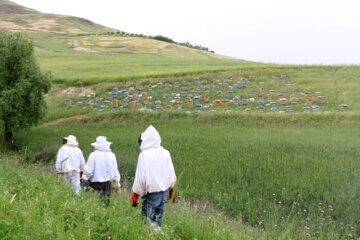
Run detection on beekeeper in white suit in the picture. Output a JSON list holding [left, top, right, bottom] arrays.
[[82, 136, 121, 206], [55, 135, 85, 195], [131, 125, 177, 230]]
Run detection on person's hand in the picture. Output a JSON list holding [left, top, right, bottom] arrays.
[[169, 187, 176, 203], [56, 172, 62, 178], [112, 181, 120, 194], [131, 193, 139, 207]]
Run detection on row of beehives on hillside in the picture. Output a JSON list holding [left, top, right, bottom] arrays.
[[64, 76, 349, 112]]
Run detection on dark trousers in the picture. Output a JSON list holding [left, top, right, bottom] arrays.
[[89, 181, 111, 206]]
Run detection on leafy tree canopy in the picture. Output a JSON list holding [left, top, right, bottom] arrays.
[[0, 30, 51, 143]]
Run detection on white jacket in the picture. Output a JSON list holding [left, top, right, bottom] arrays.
[[132, 125, 177, 197], [55, 145, 85, 173], [82, 148, 121, 183]]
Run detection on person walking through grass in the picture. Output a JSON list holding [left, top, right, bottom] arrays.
[[131, 125, 177, 231], [55, 135, 85, 195], [82, 136, 121, 206]]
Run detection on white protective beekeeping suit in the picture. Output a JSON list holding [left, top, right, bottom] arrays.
[[132, 125, 177, 197], [82, 136, 121, 187], [55, 135, 85, 195]]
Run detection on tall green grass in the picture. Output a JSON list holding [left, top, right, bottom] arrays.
[[0, 157, 259, 240], [11, 118, 360, 239]]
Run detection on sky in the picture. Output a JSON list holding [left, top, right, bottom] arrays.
[[10, 0, 360, 65]]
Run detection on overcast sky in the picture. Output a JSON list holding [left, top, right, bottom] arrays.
[[10, 0, 360, 65]]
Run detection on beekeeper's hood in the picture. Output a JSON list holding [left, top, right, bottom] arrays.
[[64, 135, 79, 146], [91, 136, 112, 151], [139, 125, 161, 151]]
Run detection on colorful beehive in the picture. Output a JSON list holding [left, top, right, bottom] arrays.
[[318, 96, 327, 104], [123, 91, 129, 99], [194, 96, 200, 103], [142, 92, 147, 98], [249, 76, 256, 82], [277, 94, 284, 99], [305, 95, 313, 105], [245, 108, 252, 113], [194, 110, 201, 113], [95, 99, 101, 105], [217, 91, 222, 97], [68, 93, 74, 100], [184, 81, 189, 87], [165, 83, 171, 90], [223, 81, 229, 89], [65, 99, 72, 106], [230, 78, 236, 84], [312, 105, 320, 113], [242, 99, 248, 106], [201, 79, 207, 85], [250, 89, 256, 95], [187, 99, 193, 107], [257, 106, 264, 113], [294, 88, 300, 93], [281, 89, 287, 94], [152, 93, 158, 99], [215, 99, 221, 107], [147, 85, 153, 91], [233, 97, 239, 107], [79, 93, 85, 100], [143, 97, 149, 104], [258, 95, 264, 101], [90, 93, 96, 99], [182, 86, 188, 92], [291, 97, 298, 105], [233, 84, 239, 89], [133, 94, 139, 101], [103, 100, 110, 104], [258, 100, 264, 106], [204, 85, 210, 91], [339, 104, 349, 112], [270, 101, 277, 106], [267, 94, 272, 101], [272, 76, 279, 80], [122, 102, 129, 109], [285, 80, 291, 86], [130, 101, 136, 109], [177, 101, 183, 108], [286, 105, 294, 113], [176, 107, 183, 112], [221, 99, 228, 107], [196, 85, 201, 91], [204, 93, 210, 103], [241, 81, 247, 88], [260, 88, 266, 94], [228, 91, 233, 97], [303, 107, 311, 113], [271, 107, 278, 113], [269, 90, 276, 94], [315, 92, 322, 97], [194, 77, 199, 85], [281, 74, 287, 80], [138, 85, 144, 92], [259, 82, 265, 87], [181, 91, 187, 98], [156, 107, 162, 112], [155, 100, 162, 107], [280, 98, 287, 106], [145, 102, 152, 109], [196, 103, 202, 108], [98, 105, 105, 109], [157, 83, 163, 91]]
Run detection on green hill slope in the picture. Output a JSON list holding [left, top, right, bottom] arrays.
[[0, 1, 256, 83], [0, 0, 39, 14]]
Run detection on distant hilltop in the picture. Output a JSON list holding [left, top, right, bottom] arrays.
[[0, 0, 39, 14]]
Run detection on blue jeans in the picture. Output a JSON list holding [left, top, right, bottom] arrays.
[[141, 191, 167, 227]]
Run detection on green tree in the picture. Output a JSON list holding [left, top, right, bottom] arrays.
[[0, 30, 51, 143]]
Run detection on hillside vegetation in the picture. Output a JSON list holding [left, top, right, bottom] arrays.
[[0, 0, 38, 14]]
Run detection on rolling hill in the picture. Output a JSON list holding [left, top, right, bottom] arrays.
[[0, 0, 255, 83]]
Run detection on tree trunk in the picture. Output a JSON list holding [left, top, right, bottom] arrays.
[[4, 126, 13, 143]]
